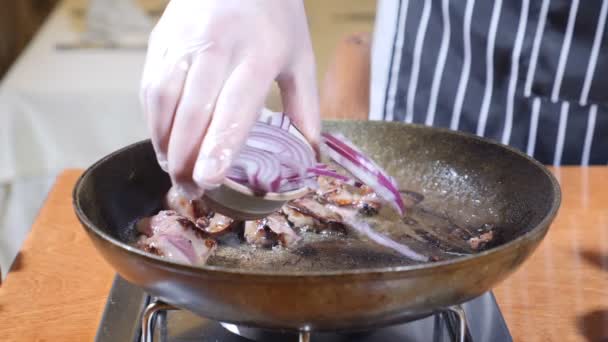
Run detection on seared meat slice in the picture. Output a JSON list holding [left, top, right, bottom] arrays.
[[164, 186, 238, 237], [136, 211, 200, 238], [195, 212, 235, 237], [316, 176, 382, 216], [244, 213, 300, 248], [265, 213, 301, 247], [316, 176, 354, 205], [287, 196, 342, 222], [164, 186, 208, 220], [284, 196, 346, 235], [244, 221, 278, 248], [318, 178, 356, 206], [467, 231, 494, 250], [356, 192, 382, 216], [136, 210, 216, 266], [135, 216, 153, 237], [281, 206, 315, 228]]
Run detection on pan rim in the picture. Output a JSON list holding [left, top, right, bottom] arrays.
[[73, 121, 561, 278]]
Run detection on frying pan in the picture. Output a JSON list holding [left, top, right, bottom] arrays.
[[73, 120, 560, 332]]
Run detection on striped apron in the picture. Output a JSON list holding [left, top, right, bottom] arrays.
[[370, 0, 608, 165]]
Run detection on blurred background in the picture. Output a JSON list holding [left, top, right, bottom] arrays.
[[0, 1, 59, 78], [0, 0, 376, 279]]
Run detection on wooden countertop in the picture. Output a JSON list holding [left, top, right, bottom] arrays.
[[493, 167, 608, 342], [0, 170, 114, 341], [0, 168, 607, 341]]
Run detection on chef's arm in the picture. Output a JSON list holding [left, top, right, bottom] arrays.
[[321, 32, 372, 120]]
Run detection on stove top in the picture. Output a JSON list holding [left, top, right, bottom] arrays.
[[96, 276, 512, 342]]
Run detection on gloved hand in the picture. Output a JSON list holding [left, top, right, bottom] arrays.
[[140, 0, 320, 199]]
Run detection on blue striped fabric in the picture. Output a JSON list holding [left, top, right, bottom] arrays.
[[372, 0, 608, 165]]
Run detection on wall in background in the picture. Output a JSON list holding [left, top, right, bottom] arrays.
[[0, 0, 377, 105], [0, 0, 59, 79]]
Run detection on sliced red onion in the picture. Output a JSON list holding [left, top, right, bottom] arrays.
[[282, 162, 308, 181], [226, 167, 248, 181], [227, 122, 315, 194], [321, 133, 405, 215], [248, 124, 314, 166], [280, 175, 318, 192], [230, 146, 282, 192], [330, 206, 428, 262], [345, 216, 428, 262], [280, 115, 292, 130], [229, 119, 401, 198], [312, 163, 363, 187], [263, 111, 292, 130], [157, 234, 198, 264], [307, 167, 356, 186]]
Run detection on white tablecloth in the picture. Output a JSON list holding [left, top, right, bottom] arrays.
[[0, 0, 157, 279], [0, 0, 150, 183]]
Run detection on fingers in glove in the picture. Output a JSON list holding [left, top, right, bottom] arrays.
[[193, 61, 275, 189], [143, 56, 189, 171], [277, 55, 321, 157], [167, 52, 230, 199]]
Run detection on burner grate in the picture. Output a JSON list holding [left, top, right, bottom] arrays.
[[95, 276, 512, 342], [140, 301, 470, 342]]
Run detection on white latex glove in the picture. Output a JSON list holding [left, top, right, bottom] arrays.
[[140, 0, 320, 199]]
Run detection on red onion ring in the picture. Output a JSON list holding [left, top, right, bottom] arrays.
[[329, 206, 428, 261], [321, 132, 405, 216], [230, 146, 282, 192], [226, 120, 315, 194], [264, 111, 292, 130], [228, 114, 402, 207], [157, 234, 198, 264], [307, 167, 356, 186]]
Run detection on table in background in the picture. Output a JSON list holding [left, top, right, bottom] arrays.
[[0, 0, 150, 183], [0, 0, 151, 279]]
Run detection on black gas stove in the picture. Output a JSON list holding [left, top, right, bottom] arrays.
[[95, 276, 512, 342]]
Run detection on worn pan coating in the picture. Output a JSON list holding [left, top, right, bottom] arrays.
[[73, 121, 560, 332]]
